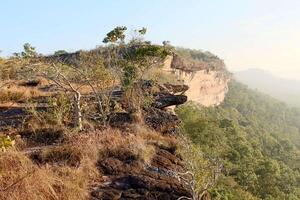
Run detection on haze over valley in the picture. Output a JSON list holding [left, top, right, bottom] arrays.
[[235, 68, 300, 107]]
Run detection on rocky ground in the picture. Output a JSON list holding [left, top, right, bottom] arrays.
[[0, 79, 193, 200]]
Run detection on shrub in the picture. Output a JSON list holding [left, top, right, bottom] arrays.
[[0, 136, 15, 152]]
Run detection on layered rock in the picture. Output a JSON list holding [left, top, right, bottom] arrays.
[[163, 55, 230, 106], [93, 147, 191, 200], [93, 82, 191, 200]]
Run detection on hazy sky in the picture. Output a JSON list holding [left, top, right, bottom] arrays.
[[1, 0, 300, 80]]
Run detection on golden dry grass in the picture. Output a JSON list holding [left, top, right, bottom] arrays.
[[96, 128, 155, 164], [0, 125, 176, 200], [0, 83, 49, 105], [0, 150, 95, 200], [0, 132, 100, 200]]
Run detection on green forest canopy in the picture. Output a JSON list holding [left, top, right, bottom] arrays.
[[176, 80, 300, 200]]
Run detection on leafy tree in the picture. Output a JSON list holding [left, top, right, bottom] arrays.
[[103, 26, 127, 44], [138, 27, 147, 35], [54, 50, 68, 56], [102, 26, 171, 117], [21, 43, 37, 58], [176, 80, 300, 199]]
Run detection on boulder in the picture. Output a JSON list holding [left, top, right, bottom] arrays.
[[153, 92, 187, 109], [144, 107, 181, 135]]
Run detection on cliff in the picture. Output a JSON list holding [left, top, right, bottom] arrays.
[[0, 45, 230, 200], [163, 53, 230, 106]]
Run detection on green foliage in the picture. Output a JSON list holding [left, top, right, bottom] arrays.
[[121, 44, 170, 89], [103, 26, 127, 43], [122, 65, 137, 89], [21, 43, 37, 58], [131, 44, 170, 60], [176, 80, 300, 199], [103, 26, 171, 91], [175, 47, 219, 63], [211, 176, 259, 200], [137, 27, 147, 35], [54, 50, 68, 55], [0, 136, 14, 152], [47, 94, 71, 125], [142, 93, 155, 109], [178, 139, 222, 198], [28, 94, 71, 127]]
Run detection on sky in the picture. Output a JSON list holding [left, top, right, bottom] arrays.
[[1, 0, 300, 80]]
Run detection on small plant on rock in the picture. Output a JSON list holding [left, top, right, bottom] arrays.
[[0, 136, 15, 152]]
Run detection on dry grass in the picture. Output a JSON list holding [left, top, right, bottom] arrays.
[[0, 125, 176, 200], [0, 150, 95, 200], [144, 66, 181, 85], [0, 133, 100, 200], [93, 127, 155, 164], [0, 84, 49, 104], [133, 124, 179, 151]]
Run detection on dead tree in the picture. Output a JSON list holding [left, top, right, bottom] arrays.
[[176, 141, 223, 200], [176, 166, 222, 200], [26, 63, 84, 130]]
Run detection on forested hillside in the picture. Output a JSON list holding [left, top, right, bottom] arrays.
[[176, 80, 300, 199]]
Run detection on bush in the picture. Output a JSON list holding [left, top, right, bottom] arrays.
[[0, 136, 15, 152]]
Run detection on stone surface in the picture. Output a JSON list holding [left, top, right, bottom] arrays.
[[163, 55, 230, 106], [144, 107, 181, 134], [93, 146, 191, 200], [153, 92, 187, 109]]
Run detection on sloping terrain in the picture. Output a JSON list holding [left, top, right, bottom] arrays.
[[176, 80, 300, 199], [0, 34, 230, 200], [0, 55, 196, 200]]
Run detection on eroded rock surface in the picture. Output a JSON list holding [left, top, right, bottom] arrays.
[[93, 148, 190, 200], [163, 55, 230, 106]]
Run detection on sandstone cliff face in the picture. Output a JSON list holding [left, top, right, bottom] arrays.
[[163, 55, 230, 106]]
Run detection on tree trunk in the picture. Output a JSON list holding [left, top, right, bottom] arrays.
[[74, 92, 83, 131]]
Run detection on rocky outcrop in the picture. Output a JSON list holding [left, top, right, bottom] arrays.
[[144, 107, 181, 134], [94, 82, 191, 199], [108, 81, 188, 134], [163, 55, 230, 106], [93, 147, 191, 200], [153, 93, 187, 109]]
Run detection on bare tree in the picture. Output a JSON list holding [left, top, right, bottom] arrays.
[[177, 138, 224, 200], [24, 50, 115, 130], [25, 63, 84, 130], [176, 165, 222, 200]]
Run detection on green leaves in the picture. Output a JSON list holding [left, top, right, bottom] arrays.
[[103, 26, 127, 43], [21, 43, 37, 58], [137, 27, 147, 35], [176, 81, 300, 199], [133, 44, 170, 60], [0, 136, 14, 152], [122, 65, 137, 89]]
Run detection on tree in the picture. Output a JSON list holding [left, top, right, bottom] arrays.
[[104, 27, 170, 89], [103, 26, 127, 44], [176, 81, 300, 199], [21, 43, 37, 58], [102, 26, 171, 120], [25, 50, 114, 130], [138, 27, 147, 35], [54, 50, 68, 56]]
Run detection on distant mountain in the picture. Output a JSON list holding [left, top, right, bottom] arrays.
[[234, 68, 300, 107]]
